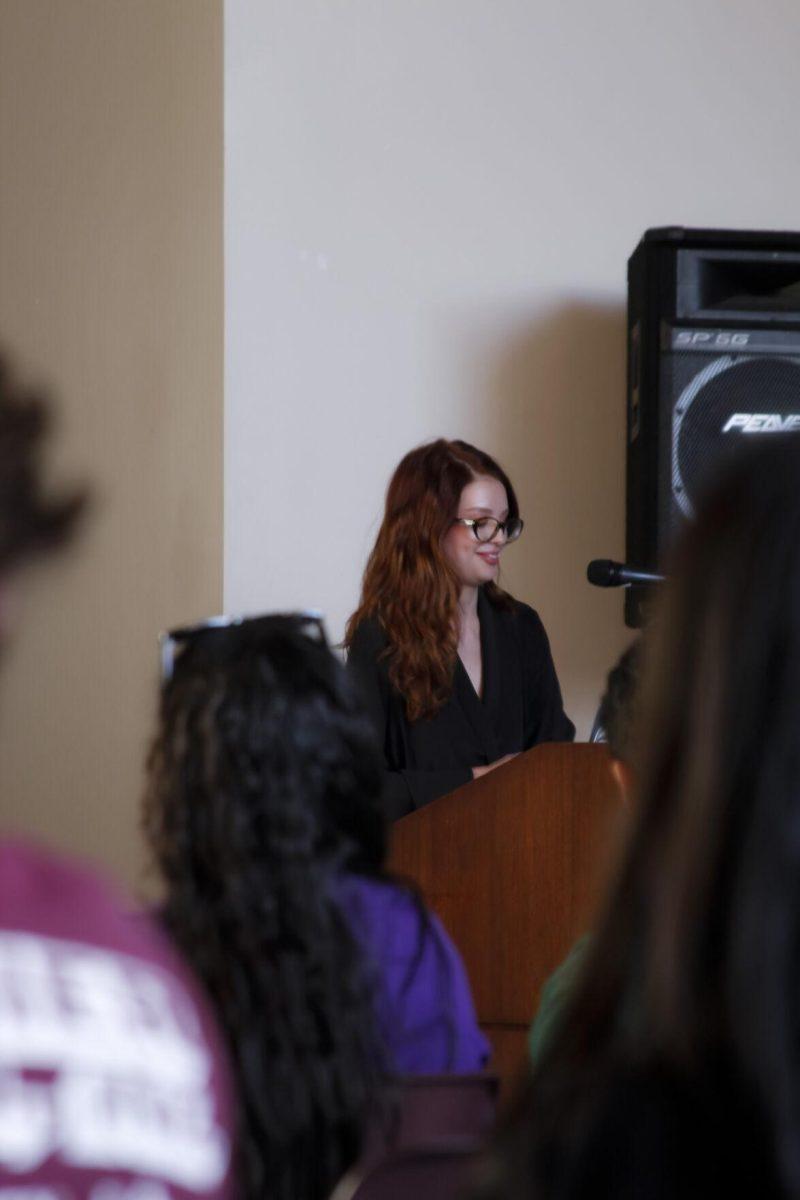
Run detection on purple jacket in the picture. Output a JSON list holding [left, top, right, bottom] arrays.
[[335, 874, 490, 1075]]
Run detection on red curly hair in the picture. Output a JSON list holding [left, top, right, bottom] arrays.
[[345, 439, 519, 722]]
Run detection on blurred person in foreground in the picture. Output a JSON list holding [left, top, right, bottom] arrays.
[[476, 435, 800, 1199], [143, 612, 489, 1200], [0, 356, 234, 1197], [528, 638, 642, 1066]]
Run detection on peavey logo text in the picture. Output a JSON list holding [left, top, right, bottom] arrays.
[[722, 413, 800, 434]]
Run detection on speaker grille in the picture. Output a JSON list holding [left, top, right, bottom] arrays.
[[660, 353, 800, 539], [626, 228, 800, 627]]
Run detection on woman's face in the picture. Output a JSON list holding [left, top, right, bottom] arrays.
[[442, 475, 510, 588]]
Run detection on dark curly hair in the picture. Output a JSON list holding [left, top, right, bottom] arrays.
[[595, 638, 643, 763], [0, 355, 86, 574], [143, 615, 389, 1200]]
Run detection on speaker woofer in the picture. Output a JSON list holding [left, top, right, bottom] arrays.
[[671, 355, 800, 521]]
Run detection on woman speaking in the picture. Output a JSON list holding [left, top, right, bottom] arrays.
[[346, 438, 574, 820]]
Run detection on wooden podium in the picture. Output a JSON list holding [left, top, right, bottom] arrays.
[[388, 743, 621, 1091]]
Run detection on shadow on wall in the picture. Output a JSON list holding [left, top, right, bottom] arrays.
[[478, 301, 630, 736]]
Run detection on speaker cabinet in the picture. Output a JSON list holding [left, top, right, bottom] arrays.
[[625, 226, 800, 627]]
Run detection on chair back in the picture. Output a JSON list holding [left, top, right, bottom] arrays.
[[352, 1072, 498, 1191], [383, 1072, 498, 1145], [331, 1140, 482, 1200]]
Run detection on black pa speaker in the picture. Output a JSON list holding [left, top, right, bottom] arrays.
[[625, 226, 800, 627]]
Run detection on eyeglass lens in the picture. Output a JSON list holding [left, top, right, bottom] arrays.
[[474, 517, 522, 542]]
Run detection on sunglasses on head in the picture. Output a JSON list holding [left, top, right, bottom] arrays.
[[158, 610, 327, 682]]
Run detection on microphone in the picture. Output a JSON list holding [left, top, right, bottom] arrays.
[[586, 559, 666, 588]]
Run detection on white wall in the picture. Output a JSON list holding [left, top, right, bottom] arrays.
[[225, 0, 800, 736]]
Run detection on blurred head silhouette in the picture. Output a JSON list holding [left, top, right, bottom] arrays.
[[480, 434, 800, 1198], [0, 354, 235, 1198], [0, 356, 85, 595], [594, 637, 643, 801]]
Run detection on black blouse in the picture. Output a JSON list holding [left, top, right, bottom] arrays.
[[347, 588, 575, 820]]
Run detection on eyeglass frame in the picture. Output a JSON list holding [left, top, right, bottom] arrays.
[[450, 516, 524, 543], [158, 609, 326, 683]]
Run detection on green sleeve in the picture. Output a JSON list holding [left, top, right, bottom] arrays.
[[528, 933, 593, 1066]]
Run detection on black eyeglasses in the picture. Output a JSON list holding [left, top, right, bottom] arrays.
[[159, 609, 326, 682], [451, 516, 524, 543]]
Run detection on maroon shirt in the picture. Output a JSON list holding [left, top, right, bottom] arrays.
[[0, 837, 235, 1198]]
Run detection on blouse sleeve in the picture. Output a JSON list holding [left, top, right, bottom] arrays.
[[520, 606, 576, 745], [347, 619, 472, 819]]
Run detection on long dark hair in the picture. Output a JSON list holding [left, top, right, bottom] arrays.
[[143, 615, 388, 1200], [484, 436, 800, 1196], [345, 438, 518, 720]]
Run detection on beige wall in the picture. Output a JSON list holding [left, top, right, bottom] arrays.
[[225, 0, 800, 736], [0, 0, 223, 887]]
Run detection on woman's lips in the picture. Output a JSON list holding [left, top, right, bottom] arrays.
[[478, 552, 500, 566]]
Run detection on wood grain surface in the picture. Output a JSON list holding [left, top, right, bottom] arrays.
[[389, 743, 624, 1090]]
